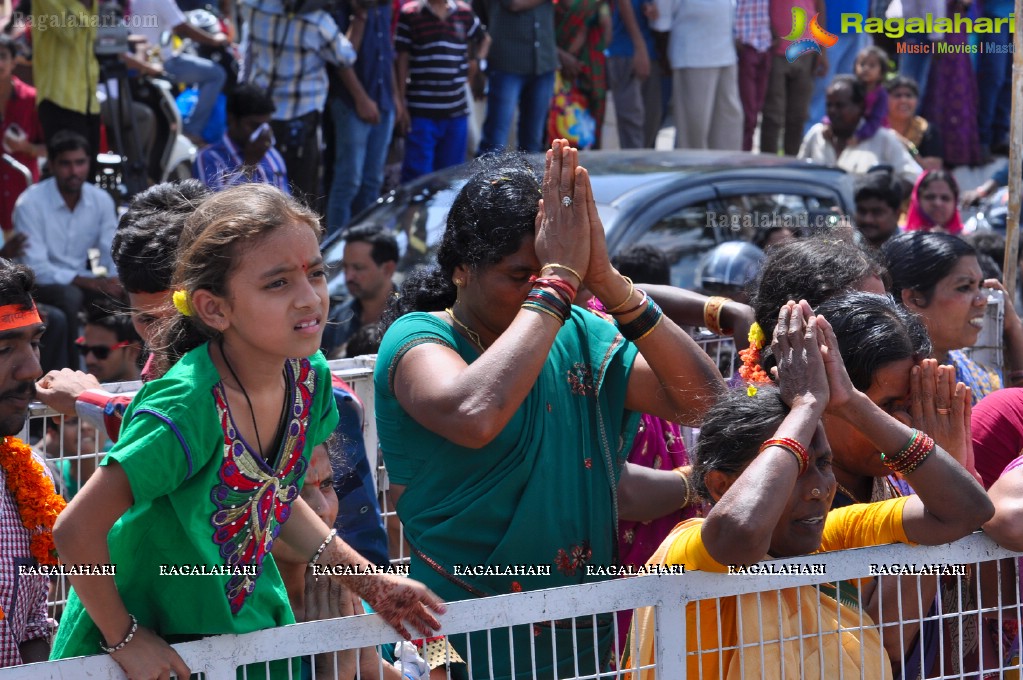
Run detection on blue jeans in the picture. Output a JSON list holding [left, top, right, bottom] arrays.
[[326, 97, 395, 236], [164, 53, 227, 138], [401, 115, 468, 183], [806, 33, 867, 133], [478, 69, 556, 153], [898, 36, 932, 110], [977, 21, 1012, 146]]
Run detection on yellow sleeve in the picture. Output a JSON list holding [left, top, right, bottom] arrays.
[[819, 496, 913, 552], [663, 519, 730, 573]]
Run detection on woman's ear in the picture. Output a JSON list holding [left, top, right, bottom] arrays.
[[901, 288, 923, 310], [190, 289, 229, 332], [453, 264, 470, 288], [704, 470, 737, 503]]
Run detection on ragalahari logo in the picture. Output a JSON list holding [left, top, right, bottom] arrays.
[[783, 7, 839, 62]]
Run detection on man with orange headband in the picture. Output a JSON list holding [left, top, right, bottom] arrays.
[[0, 258, 58, 666]]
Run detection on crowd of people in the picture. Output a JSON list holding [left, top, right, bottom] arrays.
[[0, 0, 1022, 674], [0, 133, 1014, 679], [0, 0, 1017, 380]]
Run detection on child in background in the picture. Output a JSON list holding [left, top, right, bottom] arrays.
[[49, 184, 443, 678], [853, 45, 890, 141]]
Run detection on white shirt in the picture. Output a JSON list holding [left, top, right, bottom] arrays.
[[798, 125, 923, 187], [12, 178, 118, 286], [651, 0, 737, 69], [131, 0, 188, 62]]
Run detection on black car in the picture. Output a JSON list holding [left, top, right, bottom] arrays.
[[322, 150, 855, 303]]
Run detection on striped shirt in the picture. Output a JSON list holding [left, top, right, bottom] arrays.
[[396, 0, 484, 119], [193, 134, 291, 193]]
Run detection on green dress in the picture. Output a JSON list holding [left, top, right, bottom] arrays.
[[51, 344, 338, 678], [375, 308, 640, 680]]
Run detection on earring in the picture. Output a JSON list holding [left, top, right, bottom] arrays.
[[810, 488, 821, 498], [454, 278, 464, 287]]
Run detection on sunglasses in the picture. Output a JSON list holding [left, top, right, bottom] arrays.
[[75, 337, 132, 360]]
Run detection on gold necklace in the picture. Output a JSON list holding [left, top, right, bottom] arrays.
[[445, 307, 485, 351]]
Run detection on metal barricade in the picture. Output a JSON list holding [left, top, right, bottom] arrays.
[[4, 533, 1021, 678]]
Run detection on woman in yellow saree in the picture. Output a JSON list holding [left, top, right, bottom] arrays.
[[627, 299, 994, 679]]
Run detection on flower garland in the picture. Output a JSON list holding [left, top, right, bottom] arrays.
[[738, 322, 771, 396], [0, 436, 66, 566]]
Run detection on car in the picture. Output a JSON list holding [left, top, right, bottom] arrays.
[[322, 149, 855, 307]]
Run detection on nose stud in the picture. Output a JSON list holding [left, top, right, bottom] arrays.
[[811, 488, 821, 498]]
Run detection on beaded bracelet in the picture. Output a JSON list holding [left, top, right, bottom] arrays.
[[100, 614, 138, 654], [673, 466, 693, 509], [703, 296, 731, 336], [609, 289, 649, 317], [309, 528, 338, 569], [759, 437, 809, 476], [618, 297, 664, 341], [605, 276, 635, 313]]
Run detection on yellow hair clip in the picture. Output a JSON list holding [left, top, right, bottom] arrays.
[[172, 289, 193, 317]]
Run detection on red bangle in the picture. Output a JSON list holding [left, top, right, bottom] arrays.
[[759, 437, 810, 476], [531, 276, 577, 304]]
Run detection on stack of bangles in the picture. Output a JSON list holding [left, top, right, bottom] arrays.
[[759, 437, 810, 476], [523, 265, 580, 324], [603, 277, 664, 341], [880, 429, 935, 475]]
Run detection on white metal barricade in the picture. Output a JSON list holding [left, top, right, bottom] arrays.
[[4, 533, 1021, 679]]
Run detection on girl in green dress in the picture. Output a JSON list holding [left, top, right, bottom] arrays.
[[50, 184, 444, 679]]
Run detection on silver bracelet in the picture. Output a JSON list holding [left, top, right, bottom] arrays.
[[309, 528, 338, 569], [100, 614, 138, 654]]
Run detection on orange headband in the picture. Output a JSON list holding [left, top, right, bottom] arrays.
[[0, 303, 42, 331]]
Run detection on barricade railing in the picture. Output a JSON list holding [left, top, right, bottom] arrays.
[[4, 532, 1021, 678]]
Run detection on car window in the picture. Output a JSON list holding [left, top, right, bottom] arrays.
[[625, 200, 721, 291], [633, 192, 843, 291]]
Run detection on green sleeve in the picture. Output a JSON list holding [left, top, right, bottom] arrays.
[[102, 407, 207, 505]]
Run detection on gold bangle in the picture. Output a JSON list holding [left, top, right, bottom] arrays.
[[673, 466, 692, 508], [605, 276, 635, 313], [541, 262, 583, 284], [703, 296, 731, 336]]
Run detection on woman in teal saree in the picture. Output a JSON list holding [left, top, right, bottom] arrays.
[[374, 142, 724, 679]]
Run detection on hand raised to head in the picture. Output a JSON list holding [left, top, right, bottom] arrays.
[[772, 300, 829, 411], [535, 140, 589, 288]]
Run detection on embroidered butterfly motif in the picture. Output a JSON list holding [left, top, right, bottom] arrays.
[[209, 358, 317, 613]]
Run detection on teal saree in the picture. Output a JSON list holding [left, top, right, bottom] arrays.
[[375, 308, 640, 679]]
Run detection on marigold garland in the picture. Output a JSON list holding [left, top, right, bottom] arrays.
[[738, 322, 771, 390], [0, 436, 66, 566]]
